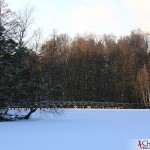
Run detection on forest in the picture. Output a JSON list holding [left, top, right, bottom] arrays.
[[39, 31, 150, 105], [0, 0, 150, 120]]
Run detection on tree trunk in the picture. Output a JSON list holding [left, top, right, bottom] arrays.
[[23, 108, 37, 120]]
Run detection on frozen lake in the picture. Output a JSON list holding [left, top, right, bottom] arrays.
[[0, 109, 150, 150]]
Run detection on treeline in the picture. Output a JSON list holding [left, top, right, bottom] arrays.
[[40, 31, 150, 106], [0, 0, 150, 112]]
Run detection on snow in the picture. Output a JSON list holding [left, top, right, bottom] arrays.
[[0, 109, 150, 150]]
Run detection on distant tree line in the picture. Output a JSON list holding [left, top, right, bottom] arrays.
[[0, 0, 150, 120], [40, 31, 150, 106]]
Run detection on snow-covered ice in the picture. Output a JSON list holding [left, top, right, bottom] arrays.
[[0, 109, 150, 150]]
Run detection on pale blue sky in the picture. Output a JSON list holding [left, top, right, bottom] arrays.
[[6, 0, 150, 39]]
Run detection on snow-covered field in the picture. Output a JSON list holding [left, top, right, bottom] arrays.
[[0, 109, 150, 150]]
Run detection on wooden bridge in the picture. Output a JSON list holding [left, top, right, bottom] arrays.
[[9, 101, 149, 109]]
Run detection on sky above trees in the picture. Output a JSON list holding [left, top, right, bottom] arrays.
[[6, 0, 150, 38]]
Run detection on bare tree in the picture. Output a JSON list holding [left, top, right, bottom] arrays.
[[13, 6, 35, 48], [0, 0, 16, 38], [136, 64, 150, 106], [32, 27, 43, 52]]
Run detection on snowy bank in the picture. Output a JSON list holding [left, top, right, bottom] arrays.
[[0, 109, 149, 150]]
